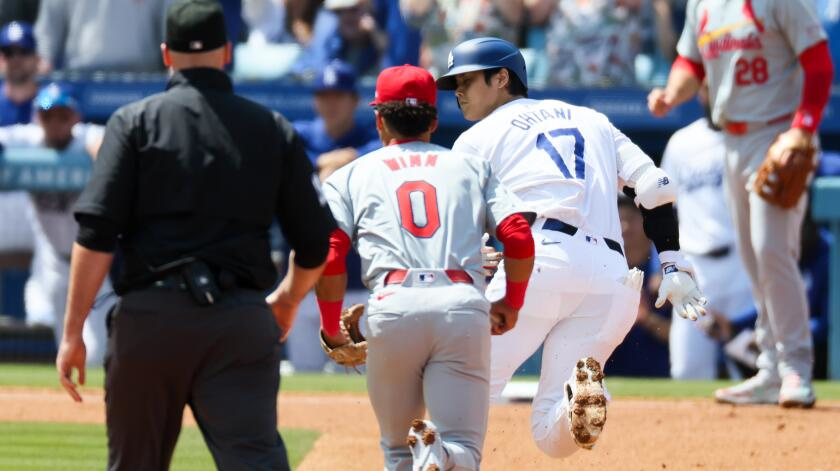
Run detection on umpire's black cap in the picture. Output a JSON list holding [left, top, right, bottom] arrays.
[[165, 0, 227, 53]]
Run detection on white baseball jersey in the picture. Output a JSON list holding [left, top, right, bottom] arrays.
[[453, 98, 653, 243], [0, 123, 104, 257], [0, 191, 35, 252], [322, 141, 523, 290], [678, 0, 826, 125], [660, 118, 735, 255]]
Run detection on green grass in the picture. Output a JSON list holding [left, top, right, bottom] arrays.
[[0, 422, 317, 470], [0, 363, 367, 392], [2, 363, 840, 399], [514, 376, 840, 399]]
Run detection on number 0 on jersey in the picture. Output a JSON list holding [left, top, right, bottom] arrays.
[[397, 180, 441, 238]]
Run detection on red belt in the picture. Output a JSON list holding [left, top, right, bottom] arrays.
[[384, 269, 473, 285], [723, 113, 793, 136]]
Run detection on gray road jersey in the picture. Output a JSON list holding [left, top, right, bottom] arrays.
[[322, 141, 523, 291], [677, 0, 826, 125]]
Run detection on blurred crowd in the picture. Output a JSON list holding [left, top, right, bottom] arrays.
[[0, 0, 677, 88], [0, 0, 835, 87], [0, 0, 837, 379]]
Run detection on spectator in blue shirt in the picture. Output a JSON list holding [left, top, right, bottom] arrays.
[[293, 60, 380, 181], [0, 21, 39, 125], [0, 22, 40, 311], [372, 0, 420, 68], [293, 0, 388, 79]]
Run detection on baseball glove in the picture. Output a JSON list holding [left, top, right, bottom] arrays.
[[320, 304, 367, 368], [753, 131, 817, 208]]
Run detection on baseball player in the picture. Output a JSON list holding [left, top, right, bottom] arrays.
[[312, 64, 536, 471], [660, 91, 755, 380], [0, 83, 113, 365], [436, 37, 706, 458], [649, 0, 833, 407]]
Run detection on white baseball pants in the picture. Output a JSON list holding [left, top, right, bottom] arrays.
[[25, 233, 114, 366], [486, 224, 639, 458], [669, 250, 755, 379]]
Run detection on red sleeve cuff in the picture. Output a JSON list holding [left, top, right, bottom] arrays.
[[495, 213, 535, 259], [672, 55, 706, 81], [317, 299, 343, 336], [322, 228, 351, 276], [504, 279, 528, 310]]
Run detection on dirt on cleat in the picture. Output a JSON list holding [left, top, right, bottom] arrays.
[[422, 429, 436, 445], [568, 357, 608, 451], [412, 419, 427, 432], [406, 435, 418, 447]]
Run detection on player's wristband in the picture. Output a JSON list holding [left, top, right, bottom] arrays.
[[317, 299, 343, 337], [504, 279, 529, 310]]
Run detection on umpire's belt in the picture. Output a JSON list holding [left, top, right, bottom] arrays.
[[542, 218, 624, 257], [384, 269, 473, 286], [723, 112, 792, 136], [149, 273, 188, 291]]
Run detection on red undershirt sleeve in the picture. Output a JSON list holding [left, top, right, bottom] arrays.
[[495, 213, 534, 309], [793, 40, 833, 134], [316, 228, 351, 336], [672, 55, 706, 81]]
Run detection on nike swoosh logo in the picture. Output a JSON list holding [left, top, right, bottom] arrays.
[[375, 292, 395, 301]]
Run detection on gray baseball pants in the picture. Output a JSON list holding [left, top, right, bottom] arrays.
[[722, 121, 814, 381], [365, 270, 491, 471]]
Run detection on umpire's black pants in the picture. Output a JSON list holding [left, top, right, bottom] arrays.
[[104, 288, 289, 471]]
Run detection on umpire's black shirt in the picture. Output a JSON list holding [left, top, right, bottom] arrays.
[[74, 68, 336, 294]]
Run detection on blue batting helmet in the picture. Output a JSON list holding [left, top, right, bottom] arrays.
[[435, 37, 527, 91]]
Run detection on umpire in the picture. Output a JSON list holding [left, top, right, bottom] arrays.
[[54, 1, 335, 470]]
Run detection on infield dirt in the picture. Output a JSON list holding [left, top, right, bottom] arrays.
[[2, 387, 838, 470]]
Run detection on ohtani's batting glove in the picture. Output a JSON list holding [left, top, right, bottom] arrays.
[[320, 304, 367, 369], [655, 251, 708, 321]]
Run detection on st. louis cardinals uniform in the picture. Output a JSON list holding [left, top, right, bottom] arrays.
[[453, 97, 654, 457], [661, 118, 755, 380], [0, 123, 114, 365], [676, 0, 829, 404], [323, 140, 526, 470]]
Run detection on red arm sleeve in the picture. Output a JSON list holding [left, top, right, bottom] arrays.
[[495, 213, 534, 309], [322, 228, 351, 275], [792, 40, 833, 134], [672, 55, 706, 81], [495, 213, 535, 259], [317, 229, 351, 336]]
